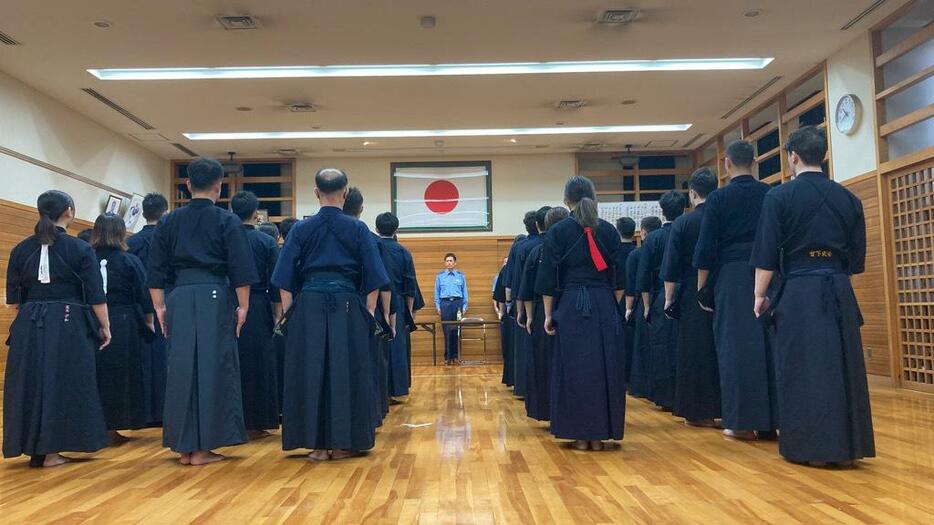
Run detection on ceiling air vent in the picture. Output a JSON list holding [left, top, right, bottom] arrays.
[[579, 142, 605, 151], [171, 143, 199, 157], [216, 15, 262, 30], [276, 148, 300, 156], [841, 0, 887, 30], [82, 88, 155, 129], [0, 29, 21, 45], [556, 99, 587, 110], [596, 9, 641, 25], [287, 103, 317, 113], [720, 76, 783, 120]]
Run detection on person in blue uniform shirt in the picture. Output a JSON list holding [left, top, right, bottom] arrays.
[[751, 126, 874, 467], [435, 253, 468, 365], [511, 208, 550, 398], [127, 192, 169, 427], [624, 217, 660, 397], [615, 217, 637, 384], [376, 212, 418, 402], [91, 213, 155, 443], [637, 191, 686, 412], [230, 191, 281, 438], [4, 190, 112, 468], [661, 168, 721, 428], [272, 168, 390, 461], [535, 176, 626, 451], [147, 157, 259, 466], [694, 140, 777, 441], [518, 206, 569, 422]]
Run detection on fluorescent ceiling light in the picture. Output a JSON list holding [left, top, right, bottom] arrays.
[[89, 58, 772, 80], [183, 124, 692, 141]]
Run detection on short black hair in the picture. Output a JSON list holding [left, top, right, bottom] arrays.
[[725, 140, 755, 169], [142, 193, 168, 221], [315, 167, 348, 194], [258, 222, 280, 240], [616, 217, 636, 238], [785, 125, 828, 167], [343, 186, 364, 217], [641, 216, 662, 233], [77, 228, 93, 243], [544, 206, 569, 230], [689, 167, 719, 198], [523, 211, 538, 235], [187, 157, 224, 191], [230, 190, 259, 221], [660, 191, 686, 221], [376, 212, 399, 236], [279, 218, 298, 239], [444, 253, 457, 261], [535, 206, 552, 230]]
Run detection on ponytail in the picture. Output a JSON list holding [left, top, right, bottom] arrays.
[[576, 197, 599, 229], [34, 190, 75, 245], [564, 175, 600, 229]]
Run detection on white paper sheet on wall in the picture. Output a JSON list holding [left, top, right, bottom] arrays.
[[598, 201, 663, 226]]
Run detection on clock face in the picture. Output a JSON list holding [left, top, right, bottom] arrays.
[[835, 94, 861, 135]]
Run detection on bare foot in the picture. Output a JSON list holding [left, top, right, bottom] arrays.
[[43, 453, 72, 467], [109, 431, 130, 445], [589, 440, 605, 451], [330, 449, 360, 460], [685, 419, 719, 428], [723, 429, 757, 441], [179, 453, 191, 465], [572, 440, 589, 451], [308, 449, 330, 461], [189, 451, 225, 466], [247, 430, 271, 440]]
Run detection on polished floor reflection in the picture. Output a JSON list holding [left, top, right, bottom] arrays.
[[1, 366, 933, 524]]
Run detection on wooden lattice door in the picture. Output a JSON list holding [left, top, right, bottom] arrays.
[[888, 162, 934, 392]]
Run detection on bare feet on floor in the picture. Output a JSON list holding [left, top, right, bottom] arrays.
[[179, 453, 191, 465], [685, 419, 719, 428], [247, 430, 271, 440], [189, 451, 225, 466], [43, 453, 72, 467], [330, 449, 360, 460], [589, 440, 605, 451], [308, 449, 330, 461], [572, 440, 589, 451], [109, 431, 131, 445], [722, 429, 757, 440]]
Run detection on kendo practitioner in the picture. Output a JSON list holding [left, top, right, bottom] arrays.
[[435, 253, 468, 366], [256, 222, 286, 410], [626, 216, 661, 399], [376, 212, 419, 402], [127, 192, 169, 426], [272, 168, 390, 461], [615, 218, 637, 385], [519, 206, 569, 421], [230, 191, 281, 437], [751, 126, 874, 467], [511, 208, 550, 398], [92, 213, 155, 443], [278, 218, 298, 242], [637, 191, 686, 412], [496, 234, 525, 386], [661, 168, 721, 427], [536, 176, 625, 451], [342, 188, 394, 426], [147, 157, 259, 466], [77, 228, 93, 243], [694, 140, 778, 441], [4, 190, 111, 468]]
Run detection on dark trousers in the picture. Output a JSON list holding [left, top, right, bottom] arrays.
[[440, 298, 464, 361]]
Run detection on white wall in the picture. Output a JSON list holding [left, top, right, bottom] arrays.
[[826, 32, 879, 181], [296, 153, 576, 237], [0, 71, 168, 229]]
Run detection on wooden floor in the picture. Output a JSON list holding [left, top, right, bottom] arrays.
[[1, 366, 933, 525]]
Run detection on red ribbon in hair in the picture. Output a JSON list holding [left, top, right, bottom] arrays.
[[584, 227, 608, 271]]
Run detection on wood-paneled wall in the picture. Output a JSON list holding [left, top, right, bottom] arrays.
[[399, 236, 514, 365], [841, 172, 892, 377]]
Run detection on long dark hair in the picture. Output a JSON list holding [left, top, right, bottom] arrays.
[[91, 213, 128, 251], [35, 190, 75, 245], [564, 176, 599, 229]]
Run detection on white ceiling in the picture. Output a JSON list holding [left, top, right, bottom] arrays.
[[0, 0, 910, 159]]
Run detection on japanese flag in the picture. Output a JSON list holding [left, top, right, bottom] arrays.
[[394, 165, 490, 229]]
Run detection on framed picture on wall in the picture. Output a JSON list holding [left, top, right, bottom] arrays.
[[391, 161, 493, 232], [123, 193, 145, 230], [105, 194, 122, 215]]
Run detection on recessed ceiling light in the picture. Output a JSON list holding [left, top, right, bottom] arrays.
[[509, 138, 518, 144], [88, 58, 773, 80], [362, 141, 374, 146], [235, 106, 253, 112], [420, 16, 437, 29], [621, 99, 637, 105], [92, 19, 113, 29], [744, 9, 762, 17], [184, 124, 692, 141], [555, 121, 566, 126]]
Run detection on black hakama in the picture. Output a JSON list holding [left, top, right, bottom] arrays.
[[550, 286, 626, 441], [672, 281, 721, 421], [162, 273, 247, 453], [386, 294, 411, 398], [714, 261, 777, 432], [97, 304, 148, 430], [141, 324, 167, 425], [3, 302, 109, 458], [374, 333, 389, 425], [627, 299, 652, 399], [772, 271, 875, 463], [513, 317, 530, 397], [524, 300, 553, 421], [648, 291, 678, 411], [500, 313, 516, 386], [281, 283, 376, 452], [237, 291, 280, 431]]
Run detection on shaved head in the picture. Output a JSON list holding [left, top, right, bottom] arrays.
[[315, 168, 348, 194]]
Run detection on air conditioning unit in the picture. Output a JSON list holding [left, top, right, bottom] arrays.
[[216, 15, 261, 30], [287, 103, 317, 113], [596, 9, 641, 25]]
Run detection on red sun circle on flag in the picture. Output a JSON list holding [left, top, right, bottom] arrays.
[[424, 180, 459, 214]]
